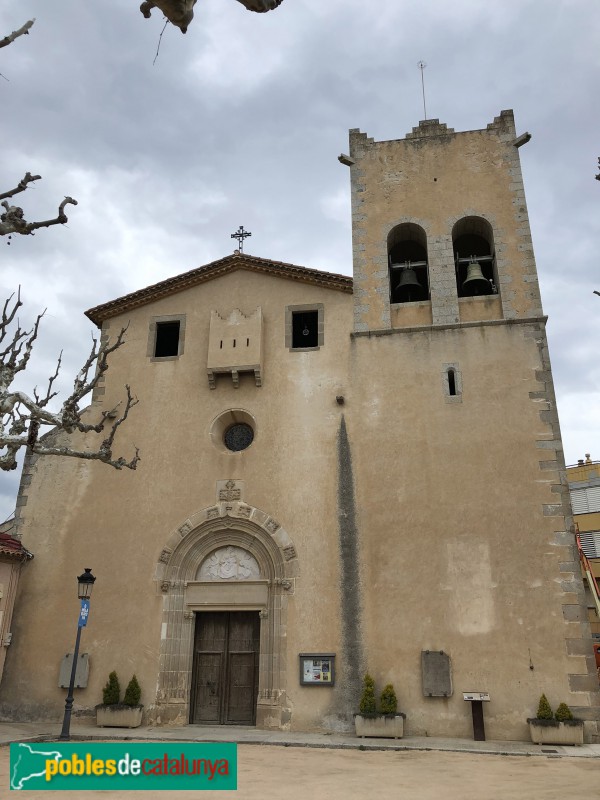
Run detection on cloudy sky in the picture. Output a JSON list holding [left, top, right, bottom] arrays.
[[0, 0, 598, 521]]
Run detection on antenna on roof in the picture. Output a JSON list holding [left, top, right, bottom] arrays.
[[417, 60, 427, 120]]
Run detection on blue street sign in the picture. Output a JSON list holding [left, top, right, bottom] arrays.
[[78, 599, 90, 628]]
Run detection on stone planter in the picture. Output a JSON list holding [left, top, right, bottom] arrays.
[[528, 719, 584, 746], [96, 705, 143, 728], [355, 714, 405, 739]]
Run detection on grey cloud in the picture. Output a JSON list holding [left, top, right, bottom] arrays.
[[0, 0, 599, 519]]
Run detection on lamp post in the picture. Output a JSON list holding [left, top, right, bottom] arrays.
[[59, 568, 96, 741]]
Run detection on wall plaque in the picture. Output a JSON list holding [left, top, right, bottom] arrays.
[[58, 653, 89, 689], [421, 650, 453, 697]]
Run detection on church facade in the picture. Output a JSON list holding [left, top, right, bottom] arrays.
[[2, 110, 599, 741]]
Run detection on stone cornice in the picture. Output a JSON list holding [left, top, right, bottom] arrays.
[[351, 315, 548, 338]]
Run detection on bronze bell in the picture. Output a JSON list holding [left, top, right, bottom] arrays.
[[462, 260, 492, 296], [394, 267, 426, 302]]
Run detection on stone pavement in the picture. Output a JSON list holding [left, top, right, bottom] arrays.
[[1, 720, 599, 759]]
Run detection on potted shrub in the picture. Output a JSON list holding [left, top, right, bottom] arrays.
[[354, 674, 405, 739], [528, 694, 583, 745], [96, 672, 143, 728]]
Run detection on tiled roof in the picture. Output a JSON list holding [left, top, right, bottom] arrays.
[[86, 252, 353, 326], [0, 532, 33, 561]]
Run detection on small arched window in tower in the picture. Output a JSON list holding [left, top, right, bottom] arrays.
[[453, 217, 497, 298], [388, 223, 429, 304], [443, 363, 462, 403], [447, 368, 457, 396]]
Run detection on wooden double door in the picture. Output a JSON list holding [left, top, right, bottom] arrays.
[[191, 611, 260, 725]]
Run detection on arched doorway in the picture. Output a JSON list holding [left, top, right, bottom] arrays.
[[191, 546, 262, 725], [153, 495, 298, 729]]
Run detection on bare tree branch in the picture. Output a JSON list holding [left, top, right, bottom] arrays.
[[140, 0, 284, 33], [237, 0, 285, 11], [0, 172, 41, 202], [0, 293, 139, 472], [0, 185, 77, 237], [1, 21, 77, 237], [0, 19, 137, 472], [0, 18, 35, 49]]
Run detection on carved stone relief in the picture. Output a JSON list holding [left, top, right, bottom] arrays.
[[219, 480, 242, 502], [197, 546, 261, 581], [265, 517, 280, 534], [283, 545, 297, 561]]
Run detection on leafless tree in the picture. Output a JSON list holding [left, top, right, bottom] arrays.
[[0, 291, 139, 472], [1, 19, 137, 472], [1, 20, 78, 239]]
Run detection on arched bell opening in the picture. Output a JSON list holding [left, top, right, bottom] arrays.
[[387, 223, 429, 304], [453, 217, 497, 297]]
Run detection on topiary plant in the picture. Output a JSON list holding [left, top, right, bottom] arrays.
[[555, 702, 573, 722], [102, 671, 121, 706], [359, 673, 377, 714], [123, 674, 142, 707], [379, 684, 398, 715], [536, 693, 553, 720]]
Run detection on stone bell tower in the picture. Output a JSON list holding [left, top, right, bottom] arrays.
[[343, 110, 541, 332], [338, 111, 600, 741]]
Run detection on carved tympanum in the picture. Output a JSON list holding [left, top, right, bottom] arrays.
[[198, 546, 260, 581]]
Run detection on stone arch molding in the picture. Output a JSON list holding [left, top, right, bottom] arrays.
[[152, 490, 299, 729]]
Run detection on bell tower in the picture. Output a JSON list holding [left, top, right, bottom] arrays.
[[342, 110, 541, 332], [339, 111, 600, 740]]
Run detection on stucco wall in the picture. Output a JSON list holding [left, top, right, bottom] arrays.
[[347, 321, 598, 740], [0, 270, 353, 732]]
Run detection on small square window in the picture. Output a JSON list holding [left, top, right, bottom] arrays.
[[155, 321, 180, 357], [147, 315, 186, 360], [285, 304, 324, 351]]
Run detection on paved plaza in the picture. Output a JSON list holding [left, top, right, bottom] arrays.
[[2, 722, 600, 799]]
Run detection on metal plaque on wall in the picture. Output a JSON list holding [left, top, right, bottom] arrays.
[[421, 650, 452, 697], [58, 653, 89, 689]]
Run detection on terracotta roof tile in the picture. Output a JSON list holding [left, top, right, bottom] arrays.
[[86, 253, 353, 326], [0, 532, 33, 560]]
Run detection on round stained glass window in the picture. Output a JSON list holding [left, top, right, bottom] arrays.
[[224, 423, 254, 452]]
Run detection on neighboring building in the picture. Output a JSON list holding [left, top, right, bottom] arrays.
[[1, 110, 599, 741], [567, 455, 600, 668], [0, 519, 33, 686]]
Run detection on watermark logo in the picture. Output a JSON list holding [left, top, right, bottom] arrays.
[[10, 742, 237, 791]]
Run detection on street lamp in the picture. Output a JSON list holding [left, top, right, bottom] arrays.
[[59, 568, 96, 741]]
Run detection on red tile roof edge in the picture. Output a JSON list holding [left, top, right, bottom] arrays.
[[85, 253, 353, 327], [0, 532, 33, 560]]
